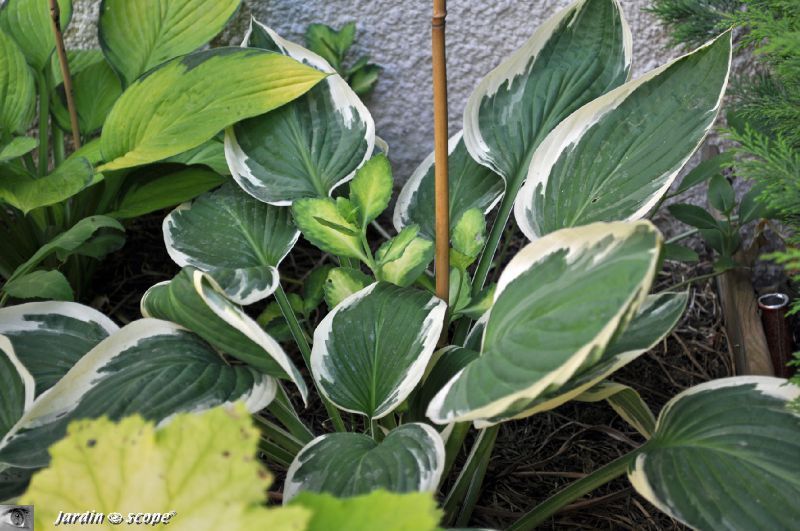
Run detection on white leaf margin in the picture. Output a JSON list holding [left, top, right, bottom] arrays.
[[0, 335, 34, 415], [514, 31, 733, 241], [224, 18, 376, 206], [311, 282, 447, 419], [427, 221, 661, 424], [463, 0, 633, 180]]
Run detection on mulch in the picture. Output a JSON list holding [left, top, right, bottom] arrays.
[[89, 211, 734, 530]]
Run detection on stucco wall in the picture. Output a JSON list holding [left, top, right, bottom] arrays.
[[65, 0, 685, 181]]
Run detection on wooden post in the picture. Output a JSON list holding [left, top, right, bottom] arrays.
[[432, 0, 450, 305], [49, 0, 81, 149]]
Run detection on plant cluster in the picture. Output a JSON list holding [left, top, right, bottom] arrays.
[[1, 0, 799, 529]]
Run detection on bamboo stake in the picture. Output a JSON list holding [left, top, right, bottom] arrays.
[[49, 0, 81, 149], [432, 0, 450, 305]]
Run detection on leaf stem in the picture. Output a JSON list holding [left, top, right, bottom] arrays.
[[269, 383, 315, 444], [274, 284, 346, 432], [507, 450, 638, 531], [661, 270, 724, 292], [443, 425, 499, 525], [36, 71, 50, 176], [252, 414, 304, 456]]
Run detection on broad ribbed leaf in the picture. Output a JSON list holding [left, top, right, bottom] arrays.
[[0, 136, 36, 162], [394, 132, 504, 241], [2, 270, 74, 301], [629, 377, 800, 529], [475, 291, 687, 427], [225, 20, 374, 205], [141, 269, 307, 401], [0, 0, 71, 71], [99, 48, 325, 171], [0, 30, 34, 135], [0, 319, 276, 468], [163, 183, 298, 305], [21, 406, 311, 531], [0, 302, 118, 397], [52, 54, 122, 135], [0, 336, 33, 438], [427, 221, 661, 425], [0, 156, 97, 214], [515, 32, 732, 240], [99, 0, 241, 86], [463, 0, 630, 193], [311, 283, 446, 419], [284, 423, 445, 501]]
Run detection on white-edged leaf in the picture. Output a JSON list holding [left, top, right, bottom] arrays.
[[394, 132, 504, 241], [225, 19, 374, 205], [98, 47, 325, 172], [629, 376, 800, 529], [515, 32, 732, 240], [98, 0, 241, 86], [0, 336, 34, 438], [0, 30, 34, 135], [284, 423, 445, 502], [427, 221, 661, 425], [575, 381, 657, 439], [0, 0, 71, 71], [141, 269, 308, 402], [311, 282, 446, 419], [163, 183, 298, 305], [0, 301, 118, 398], [474, 291, 686, 428], [0, 319, 276, 469], [464, 0, 631, 191]]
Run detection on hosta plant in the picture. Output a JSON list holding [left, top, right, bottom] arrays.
[[2, 0, 799, 529]]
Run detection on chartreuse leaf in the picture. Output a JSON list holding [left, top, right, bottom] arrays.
[[575, 381, 657, 439], [451, 208, 486, 269], [226, 20, 374, 205], [0, 31, 34, 135], [99, 48, 325, 172], [98, 0, 241, 86], [394, 132, 503, 241], [427, 221, 661, 425], [515, 32, 732, 240], [20, 405, 311, 531], [0, 336, 33, 438], [629, 377, 800, 529], [0, 156, 97, 214], [109, 167, 224, 220], [284, 423, 445, 501], [164, 137, 229, 175], [464, 0, 630, 191], [474, 291, 687, 428], [52, 53, 121, 135], [141, 268, 308, 401], [0, 136, 36, 162], [349, 155, 393, 228], [0, 319, 276, 469], [2, 270, 74, 302], [311, 282, 446, 419], [376, 225, 419, 266], [376, 238, 434, 288], [0, 302, 118, 397], [164, 183, 298, 305], [291, 490, 441, 531], [0, 0, 71, 71], [293, 198, 367, 261], [323, 267, 372, 309]]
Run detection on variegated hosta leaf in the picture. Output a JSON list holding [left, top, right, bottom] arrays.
[[515, 32, 732, 240], [427, 221, 661, 425], [141, 268, 307, 401], [311, 283, 446, 419], [464, 0, 631, 191], [0, 30, 35, 135], [0, 302, 118, 397], [225, 20, 375, 205], [393, 132, 504, 240], [99, 0, 240, 86], [0, 336, 33, 438], [0, 0, 71, 71], [99, 48, 325, 172], [163, 183, 298, 305], [410, 346, 479, 422], [474, 291, 687, 428], [629, 377, 800, 529], [0, 319, 276, 469], [284, 423, 445, 502], [575, 381, 657, 439]]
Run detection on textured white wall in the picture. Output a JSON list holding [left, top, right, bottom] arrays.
[[65, 0, 679, 180]]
